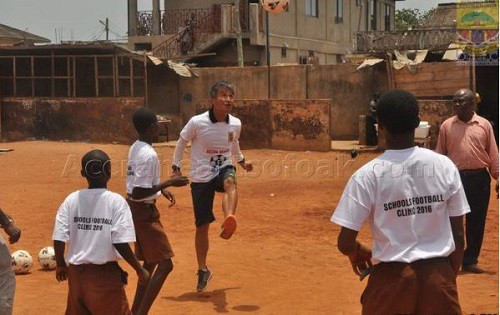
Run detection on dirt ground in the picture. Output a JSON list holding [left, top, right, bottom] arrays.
[[0, 141, 498, 314]]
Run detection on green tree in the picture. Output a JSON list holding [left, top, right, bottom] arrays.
[[395, 8, 436, 31]]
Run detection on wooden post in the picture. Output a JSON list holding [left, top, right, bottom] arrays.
[[66, 56, 71, 97], [94, 56, 99, 97], [51, 51, 55, 97], [385, 51, 394, 90], [0, 97, 2, 140], [130, 58, 134, 97], [117, 56, 121, 96], [13, 57, 17, 97], [144, 53, 148, 106], [31, 56, 35, 96], [72, 57, 76, 96], [471, 51, 476, 95], [113, 53, 118, 97]]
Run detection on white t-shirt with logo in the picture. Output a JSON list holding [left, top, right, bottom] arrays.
[[52, 189, 136, 265], [331, 147, 470, 264], [126, 140, 161, 202], [179, 111, 243, 183]]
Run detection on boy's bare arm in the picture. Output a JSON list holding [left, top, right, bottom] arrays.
[[0, 208, 20, 244], [54, 240, 67, 282], [113, 243, 150, 285]]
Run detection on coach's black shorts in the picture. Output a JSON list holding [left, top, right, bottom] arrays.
[[190, 165, 236, 227]]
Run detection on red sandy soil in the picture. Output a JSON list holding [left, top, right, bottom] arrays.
[[0, 141, 497, 314]]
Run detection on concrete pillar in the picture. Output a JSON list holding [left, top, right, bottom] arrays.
[[358, 115, 367, 145], [163, 0, 168, 32], [152, 0, 161, 35], [128, 0, 138, 36]]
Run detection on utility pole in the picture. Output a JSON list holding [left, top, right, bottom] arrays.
[[99, 18, 109, 41], [234, 0, 244, 67], [266, 11, 270, 99]]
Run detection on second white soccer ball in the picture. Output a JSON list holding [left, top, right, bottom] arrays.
[[11, 250, 33, 274], [38, 246, 56, 270]]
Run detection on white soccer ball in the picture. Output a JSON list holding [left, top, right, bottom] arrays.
[[38, 246, 56, 270], [11, 250, 33, 274], [261, 0, 289, 14]]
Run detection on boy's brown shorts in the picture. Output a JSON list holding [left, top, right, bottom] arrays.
[[127, 200, 174, 264], [361, 257, 461, 315], [66, 262, 131, 315]]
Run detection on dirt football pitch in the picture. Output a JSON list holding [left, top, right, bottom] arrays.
[[0, 141, 498, 314]]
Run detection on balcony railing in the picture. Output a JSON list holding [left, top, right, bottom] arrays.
[[356, 28, 458, 53], [136, 2, 250, 36]]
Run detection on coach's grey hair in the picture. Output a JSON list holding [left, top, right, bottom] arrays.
[[209, 80, 235, 98]]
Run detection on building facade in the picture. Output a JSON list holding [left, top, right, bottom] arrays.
[[127, 0, 398, 66]]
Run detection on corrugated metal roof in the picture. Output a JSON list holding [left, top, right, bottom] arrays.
[[167, 60, 197, 77], [0, 42, 143, 58], [418, 3, 458, 29], [0, 23, 50, 43]]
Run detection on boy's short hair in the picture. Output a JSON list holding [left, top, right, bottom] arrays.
[[209, 80, 235, 98], [81, 149, 111, 179], [376, 90, 420, 134], [132, 107, 157, 134]]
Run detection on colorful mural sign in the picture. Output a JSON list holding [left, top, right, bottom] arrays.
[[456, 0, 498, 65]]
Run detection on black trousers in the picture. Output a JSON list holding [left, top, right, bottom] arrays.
[[366, 116, 378, 146], [460, 168, 491, 267]]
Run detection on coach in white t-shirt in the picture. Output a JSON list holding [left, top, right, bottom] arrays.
[[331, 90, 470, 314], [52, 149, 149, 315], [172, 80, 253, 292]]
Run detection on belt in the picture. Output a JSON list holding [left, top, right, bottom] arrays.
[[410, 256, 449, 266], [126, 195, 156, 204], [378, 256, 449, 267], [69, 261, 119, 271], [459, 168, 487, 176]]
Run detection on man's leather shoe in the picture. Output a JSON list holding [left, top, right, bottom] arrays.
[[462, 264, 486, 274]]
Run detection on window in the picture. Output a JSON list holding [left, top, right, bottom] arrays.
[[384, 4, 392, 30], [0, 55, 145, 98], [281, 46, 287, 58], [305, 0, 318, 17], [369, 0, 377, 30], [335, 0, 344, 23]]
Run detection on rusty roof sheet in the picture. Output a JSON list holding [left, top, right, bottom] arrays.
[[0, 23, 50, 44]]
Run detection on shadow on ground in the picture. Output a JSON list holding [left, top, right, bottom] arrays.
[[164, 287, 260, 313]]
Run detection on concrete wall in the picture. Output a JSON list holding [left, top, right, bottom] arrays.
[[419, 99, 454, 149], [394, 62, 470, 98], [195, 99, 272, 149], [178, 64, 388, 140], [1, 98, 144, 143], [271, 99, 331, 151], [306, 64, 388, 139], [194, 99, 331, 151], [147, 64, 180, 114]]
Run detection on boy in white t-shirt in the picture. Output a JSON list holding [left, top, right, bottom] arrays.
[[52, 149, 149, 315], [331, 90, 470, 314], [126, 107, 189, 315], [172, 80, 253, 292]]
